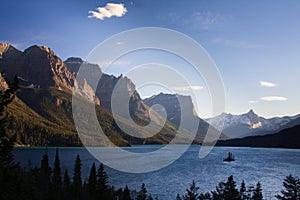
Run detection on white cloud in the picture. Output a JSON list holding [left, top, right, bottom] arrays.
[[248, 100, 259, 104], [172, 86, 204, 92], [260, 96, 287, 101], [260, 81, 277, 87], [88, 3, 127, 20]]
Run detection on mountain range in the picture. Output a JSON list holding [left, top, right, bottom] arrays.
[[205, 110, 300, 139], [0, 43, 212, 146]]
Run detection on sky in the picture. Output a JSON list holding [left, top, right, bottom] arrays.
[[1, 0, 300, 118]]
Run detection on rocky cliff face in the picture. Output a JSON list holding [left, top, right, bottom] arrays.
[[65, 57, 149, 119], [0, 44, 99, 104], [144, 93, 228, 142]]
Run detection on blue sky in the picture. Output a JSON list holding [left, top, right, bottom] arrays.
[[1, 0, 300, 118]]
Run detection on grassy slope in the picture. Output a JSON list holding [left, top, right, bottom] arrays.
[[7, 87, 186, 146]]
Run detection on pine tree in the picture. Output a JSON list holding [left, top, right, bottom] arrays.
[[176, 194, 182, 200], [73, 155, 82, 200], [88, 162, 97, 199], [137, 183, 148, 200], [96, 163, 109, 199], [124, 185, 132, 200], [183, 180, 200, 200], [37, 150, 52, 200], [240, 180, 248, 200], [199, 192, 212, 200], [212, 175, 240, 200], [252, 182, 263, 200], [63, 169, 71, 200], [276, 175, 300, 200], [0, 76, 21, 200], [52, 148, 62, 200]]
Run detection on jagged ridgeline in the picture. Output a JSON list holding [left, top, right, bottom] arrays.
[[0, 43, 219, 146]]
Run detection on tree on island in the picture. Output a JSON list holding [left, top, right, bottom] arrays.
[[276, 175, 300, 200]]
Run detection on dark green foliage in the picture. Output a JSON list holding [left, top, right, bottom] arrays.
[[212, 175, 240, 200], [73, 154, 83, 200], [252, 182, 263, 200], [123, 185, 133, 200], [96, 163, 109, 199], [199, 192, 212, 200], [63, 169, 72, 199], [0, 76, 21, 200], [183, 180, 200, 200], [276, 175, 300, 200], [137, 183, 148, 200], [87, 162, 97, 199], [37, 151, 52, 200], [240, 181, 247, 200], [51, 148, 62, 200]]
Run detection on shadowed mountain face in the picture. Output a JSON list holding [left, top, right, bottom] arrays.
[[144, 93, 228, 143], [205, 110, 300, 139], [216, 124, 300, 149]]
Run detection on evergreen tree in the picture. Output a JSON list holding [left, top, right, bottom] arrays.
[[199, 192, 212, 200], [240, 180, 248, 200], [73, 155, 83, 200], [183, 180, 200, 200], [276, 175, 300, 200], [123, 185, 132, 200], [96, 163, 109, 199], [63, 169, 71, 200], [252, 182, 263, 200], [212, 175, 240, 200], [52, 148, 62, 200], [176, 194, 183, 200], [88, 162, 97, 199], [0, 76, 21, 200], [137, 183, 148, 200], [37, 150, 52, 200]]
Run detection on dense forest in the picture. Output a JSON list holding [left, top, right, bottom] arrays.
[[1, 78, 300, 200]]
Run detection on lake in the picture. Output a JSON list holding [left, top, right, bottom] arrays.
[[13, 145, 300, 200]]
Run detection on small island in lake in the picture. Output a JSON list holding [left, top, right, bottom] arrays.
[[223, 152, 235, 162]]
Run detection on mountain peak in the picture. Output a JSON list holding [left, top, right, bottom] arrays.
[[0, 43, 21, 58], [247, 109, 255, 115], [65, 57, 83, 64]]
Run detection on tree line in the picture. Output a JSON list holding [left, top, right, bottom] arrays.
[[1, 77, 300, 200]]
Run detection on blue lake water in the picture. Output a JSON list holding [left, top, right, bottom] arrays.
[[13, 145, 300, 200]]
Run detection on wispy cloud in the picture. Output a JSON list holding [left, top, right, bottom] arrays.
[[260, 96, 287, 101], [212, 38, 267, 49], [172, 85, 204, 92], [260, 81, 277, 88], [88, 3, 127, 20], [192, 11, 228, 30], [248, 100, 259, 104], [160, 11, 230, 30]]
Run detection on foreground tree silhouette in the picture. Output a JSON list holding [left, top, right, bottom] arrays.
[[276, 175, 300, 200], [73, 155, 83, 200], [212, 175, 240, 200], [123, 185, 133, 200], [97, 163, 109, 199], [37, 151, 52, 200], [87, 162, 97, 199], [137, 183, 148, 200], [183, 180, 200, 200], [63, 169, 72, 199], [252, 182, 263, 200], [52, 148, 62, 200], [0, 76, 21, 200]]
